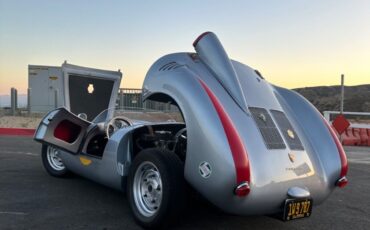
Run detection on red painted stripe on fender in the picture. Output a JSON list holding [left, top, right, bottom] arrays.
[[323, 118, 348, 178], [198, 79, 251, 185], [0, 128, 35, 136]]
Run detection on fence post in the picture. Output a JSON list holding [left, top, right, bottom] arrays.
[[27, 88, 31, 115], [10, 87, 17, 116], [323, 111, 330, 122], [15, 88, 18, 111], [340, 74, 344, 114], [119, 89, 124, 110]]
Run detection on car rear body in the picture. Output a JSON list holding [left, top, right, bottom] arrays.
[[142, 32, 347, 215]]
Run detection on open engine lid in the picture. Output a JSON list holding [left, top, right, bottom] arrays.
[[62, 63, 122, 122]]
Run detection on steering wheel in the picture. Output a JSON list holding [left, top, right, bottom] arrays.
[[106, 117, 132, 138]]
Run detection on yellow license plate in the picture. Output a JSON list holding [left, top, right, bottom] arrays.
[[283, 198, 313, 221]]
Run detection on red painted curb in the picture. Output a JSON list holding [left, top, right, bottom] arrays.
[[0, 128, 35, 136]]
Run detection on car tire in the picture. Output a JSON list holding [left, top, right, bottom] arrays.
[[41, 144, 69, 177], [127, 148, 186, 229]]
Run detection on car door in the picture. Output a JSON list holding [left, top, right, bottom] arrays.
[[34, 107, 91, 154]]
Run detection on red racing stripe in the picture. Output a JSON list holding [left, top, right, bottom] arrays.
[[323, 119, 348, 178], [198, 79, 251, 185]]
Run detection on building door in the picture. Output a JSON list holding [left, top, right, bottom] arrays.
[[47, 67, 63, 108], [29, 66, 51, 112]]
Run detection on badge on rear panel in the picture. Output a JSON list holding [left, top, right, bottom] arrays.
[[287, 129, 295, 139], [199, 161, 212, 178], [258, 113, 267, 123], [87, 84, 94, 94], [288, 152, 296, 163]]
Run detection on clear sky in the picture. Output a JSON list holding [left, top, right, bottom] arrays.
[[0, 0, 369, 94]]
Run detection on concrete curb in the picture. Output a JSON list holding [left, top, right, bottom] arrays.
[[0, 128, 35, 136]]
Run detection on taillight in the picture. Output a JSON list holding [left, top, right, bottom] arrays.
[[336, 176, 348, 188], [234, 182, 250, 197]]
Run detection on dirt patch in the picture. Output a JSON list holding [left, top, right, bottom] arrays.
[[0, 116, 42, 129]]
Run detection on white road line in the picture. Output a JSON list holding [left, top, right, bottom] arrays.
[[2, 150, 39, 156], [348, 158, 370, 165], [0, 211, 28, 215]]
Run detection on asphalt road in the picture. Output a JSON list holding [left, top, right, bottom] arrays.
[[0, 136, 369, 230]]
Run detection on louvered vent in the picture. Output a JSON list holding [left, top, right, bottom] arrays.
[[270, 110, 304, 151], [159, 62, 182, 71], [249, 107, 286, 149]]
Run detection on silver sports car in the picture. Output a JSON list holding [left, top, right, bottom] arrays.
[[34, 32, 348, 229]]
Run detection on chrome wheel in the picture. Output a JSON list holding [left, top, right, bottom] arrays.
[[127, 149, 186, 228], [46, 146, 65, 171], [133, 161, 163, 217]]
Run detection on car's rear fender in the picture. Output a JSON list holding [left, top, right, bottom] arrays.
[[142, 52, 346, 215]]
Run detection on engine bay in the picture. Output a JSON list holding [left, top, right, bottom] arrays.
[[82, 117, 187, 161], [133, 124, 187, 161]]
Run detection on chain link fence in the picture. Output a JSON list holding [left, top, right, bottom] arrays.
[[0, 88, 181, 128], [1, 88, 179, 113], [117, 88, 179, 112]]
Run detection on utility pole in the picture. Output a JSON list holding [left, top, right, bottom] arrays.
[[340, 74, 345, 143], [340, 74, 344, 114]]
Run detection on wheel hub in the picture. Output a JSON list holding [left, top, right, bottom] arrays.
[[133, 162, 163, 217], [46, 146, 65, 171]]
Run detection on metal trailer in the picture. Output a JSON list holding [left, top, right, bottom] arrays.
[[28, 62, 121, 117], [28, 65, 63, 112]]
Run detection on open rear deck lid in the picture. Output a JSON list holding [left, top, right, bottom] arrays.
[[62, 63, 122, 122]]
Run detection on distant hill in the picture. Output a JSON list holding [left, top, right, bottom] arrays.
[[294, 84, 370, 113]]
